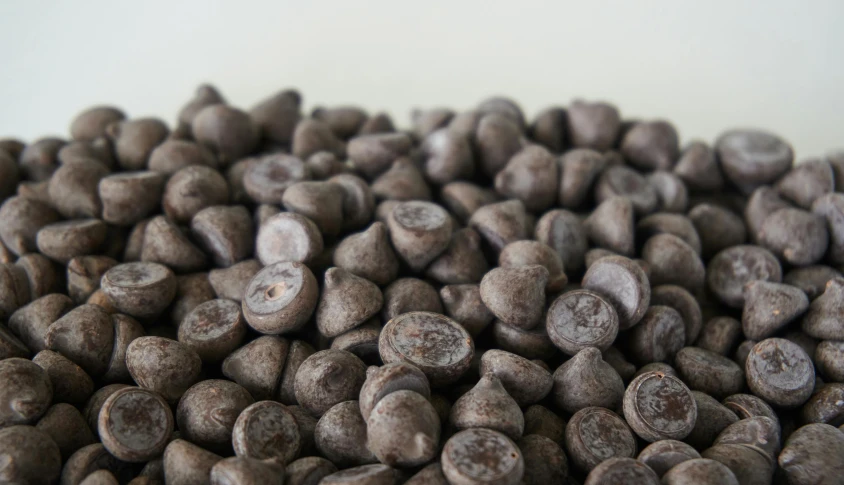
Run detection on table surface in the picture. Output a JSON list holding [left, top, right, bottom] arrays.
[[0, 0, 841, 160]]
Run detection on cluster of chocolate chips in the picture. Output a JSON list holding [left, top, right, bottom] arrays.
[[1, 86, 843, 485]]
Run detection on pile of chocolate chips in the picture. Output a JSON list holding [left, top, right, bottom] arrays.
[[1, 87, 843, 485]]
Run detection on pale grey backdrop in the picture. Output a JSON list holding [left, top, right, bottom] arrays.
[[1, 0, 841, 159]]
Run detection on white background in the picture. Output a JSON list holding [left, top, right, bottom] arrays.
[[1, 0, 842, 160]]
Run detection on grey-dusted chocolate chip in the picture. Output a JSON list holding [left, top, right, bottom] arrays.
[[742, 280, 808, 340], [102, 262, 177, 317], [584, 196, 635, 256], [662, 458, 739, 485], [746, 338, 815, 408], [232, 400, 301, 465], [294, 349, 367, 417], [690, 204, 748, 258], [759, 207, 829, 266], [36, 403, 96, 460], [479, 349, 552, 406], [292, 118, 345, 160], [697, 317, 742, 356], [0, 263, 31, 319], [314, 400, 376, 466], [523, 405, 566, 444], [784, 265, 842, 300], [19, 137, 65, 181], [584, 457, 660, 485], [328, 173, 375, 231], [745, 186, 792, 243], [141, 216, 207, 272], [595, 165, 658, 215], [382, 277, 441, 322], [178, 299, 246, 363], [637, 212, 702, 255], [518, 434, 568, 485], [582, 255, 650, 330], [816, 340, 844, 382], [479, 265, 547, 330], [716, 129, 794, 193], [802, 278, 844, 340], [535, 208, 589, 273], [623, 371, 696, 442], [242, 261, 318, 335], [0, 425, 63, 485], [176, 379, 254, 454], [36, 219, 107, 264], [0, 322, 29, 359], [48, 158, 109, 219], [494, 145, 558, 212], [283, 181, 345, 236], [277, 340, 315, 405], [499, 240, 566, 292], [222, 336, 288, 400], [602, 345, 637, 383], [250, 89, 301, 146], [330, 320, 381, 362], [553, 347, 624, 413], [722, 393, 778, 424], [714, 416, 780, 463], [191, 105, 257, 164], [546, 289, 618, 355], [776, 157, 834, 208], [637, 439, 700, 478], [98, 386, 173, 462], [169, 272, 215, 326], [45, 304, 113, 377], [387, 200, 453, 272], [126, 337, 202, 403], [208, 259, 261, 302], [469, 199, 530, 253], [380, 311, 474, 386], [191, 205, 253, 267], [209, 456, 284, 485], [441, 181, 497, 224], [426, 228, 489, 285], [368, 390, 440, 467], [812, 192, 844, 264], [162, 165, 229, 223], [243, 154, 309, 204], [567, 100, 621, 151], [106, 118, 169, 170], [564, 406, 636, 472], [778, 423, 844, 485], [345, 132, 411, 178], [651, 285, 703, 346], [420, 128, 473, 185], [312, 106, 367, 139], [685, 391, 739, 451], [0, 358, 53, 427], [0, 196, 60, 256], [66, 256, 116, 304], [316, 267, 382, 338], [413, 108, 455, 139], [148, 139, 218, 175], [320, 464, 398, 485], [642, 234, 705, 291], [163, 439, 223, 485], [371, 157, 432, 202], [700, 443, 774, 485], [98, 172, 165, 226], [305, 152, 349, 180], [8, 294, 73, 353], [675, 347, 744, 399], [102, 313, 144, 383], [16, 253, 59, 301], [441, 428, 524, 485], [358, 112, 395, 136], [285, 457, 338, 485], [529, 106, 566, 153], [557, 148, 603, 209], [255, 212, 324, 266], [492, 319, 557, 360], [474, 113, 523, 178], [440, 284, 494, 337], [621, 120, 679, 171], [32, 350, 94, 405], [71, 106, 126, 141], [358, 362, 430, 422], [707, 245, 782, 308]]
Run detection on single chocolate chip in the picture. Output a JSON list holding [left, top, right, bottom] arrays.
[[283, 181, 345, 236], [716, 129, 793, 193], [474, 114, 523, 178], [242, 261, 318, 335], [745, 186, 792, 243], [126, 337, 202, 403], [148, 139, 218, 175], [314, 400, 376, 466], [479, 349, 552, 406], [815, 340, 844, 382], [0, 263, 31, 319], [621, 120, 679, 171], [0, 196, 61, 256], [802, 278, 844, 340], [320, 464, 398, 485], [371, 157, 432, 202], [178, 299, 246, 363], [742, 280, 809, 340], [19, 137, 65, 181], [595, 165, 658, 215], [98, 386, 173, 462], [441, 428, 524, 485], [685, 391, 739, 451], [564, 406, 637, 472], [584, 196, 635, 256], [387, 200, 453, 272], [316, 267, 382, 338], [285, 457, 338, 485], [208, 259, 261, 302], [662, 458, 739, 485], [367, 390, 440, 467], [675, 347, 745, 398], [98, 172, 165, 226], [469, 199, 530, 253], [36, 219, 108, 264], [637, 439, 700, 478], [494, 145, 558, 212], [778, 423, 844, 485], [330, 320, 381, 362], [553, 347, 624, 413], [546, 289, 618, 355], [162, 165, 229, 223], [426, 228, 489, 285], [102, 262, 177, 318], [294, 349, 367, 417], [382, 277, 441, 322], [0, 425, 62, 485], [36, 403, 96, 460], [440, 284, 494, 337], [32, 350, 94, 405], [176, 379, 254, 454], [0, 358, 53, 427], [758, 207, 829, 266], [642, 234, 705, 291], [45, 304, 113, 377], [697, 317, 742, 356], [346, 133, 412, 179], [722, 393, 778, 424], [518, 434, 568, 485], [105, 118, 169, 170], [707, 245, 782, 308], [700, 443, 774, 485], [623, 371, 697, 442], [535, 208, 589, 273], [812, 192, 844, 264], [480, 265, 548, 330], [567, 100, 621, 151], [328, 173, 375, 231], [0, 322, 29, 359], [688, 203, 748, 258], [250, 89, 301, 146], [255, 212, 324, 266], [783, 265, 842, 300], [584, 457, 660, 485], [163, 439, 223, 485], [440, 181, 497, 224], [231, 400, 301, 465], [221, 336, 288, 400], [420, 128, 473, 185], [380, 311, 474, 386], [191, 105, 257, 165], [746, 338, 815, 408], [637, 212, 702, 255], [582, 255, 650, 330], [190, 205, 254, 267], [140, 216, 207, 272]]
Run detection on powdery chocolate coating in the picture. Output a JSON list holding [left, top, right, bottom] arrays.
[[294, 350, 367, 417], [176, 379, 255, 454], [101, 262, 177, 318], [332, 222, 399, 286], [242, 261, 318, 335], [379, 311, 474, 386], [636, 439, 700, 478], [564, 407, 637, 472], [552, 347, 624, 414], [746, 338, 815, 408], [314, 400, 376, 467], [622, 371, 697, 442], [359, 362, 431, 424], [255, 212, 324, 266], [367, 390, 441, 467], [98, 386, 173, 462], [36, 219, 108, 264], [232, 400, 301, 465], [582, 255, 650, 330], [387, 200, 453, 271], [178, 299, 246, 363], [583, 457, 660, 485], [675, 347, 745, 399], [441, 428, 524, 485], [125, 337, 202, 403], [779, 423, 844, 484]]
